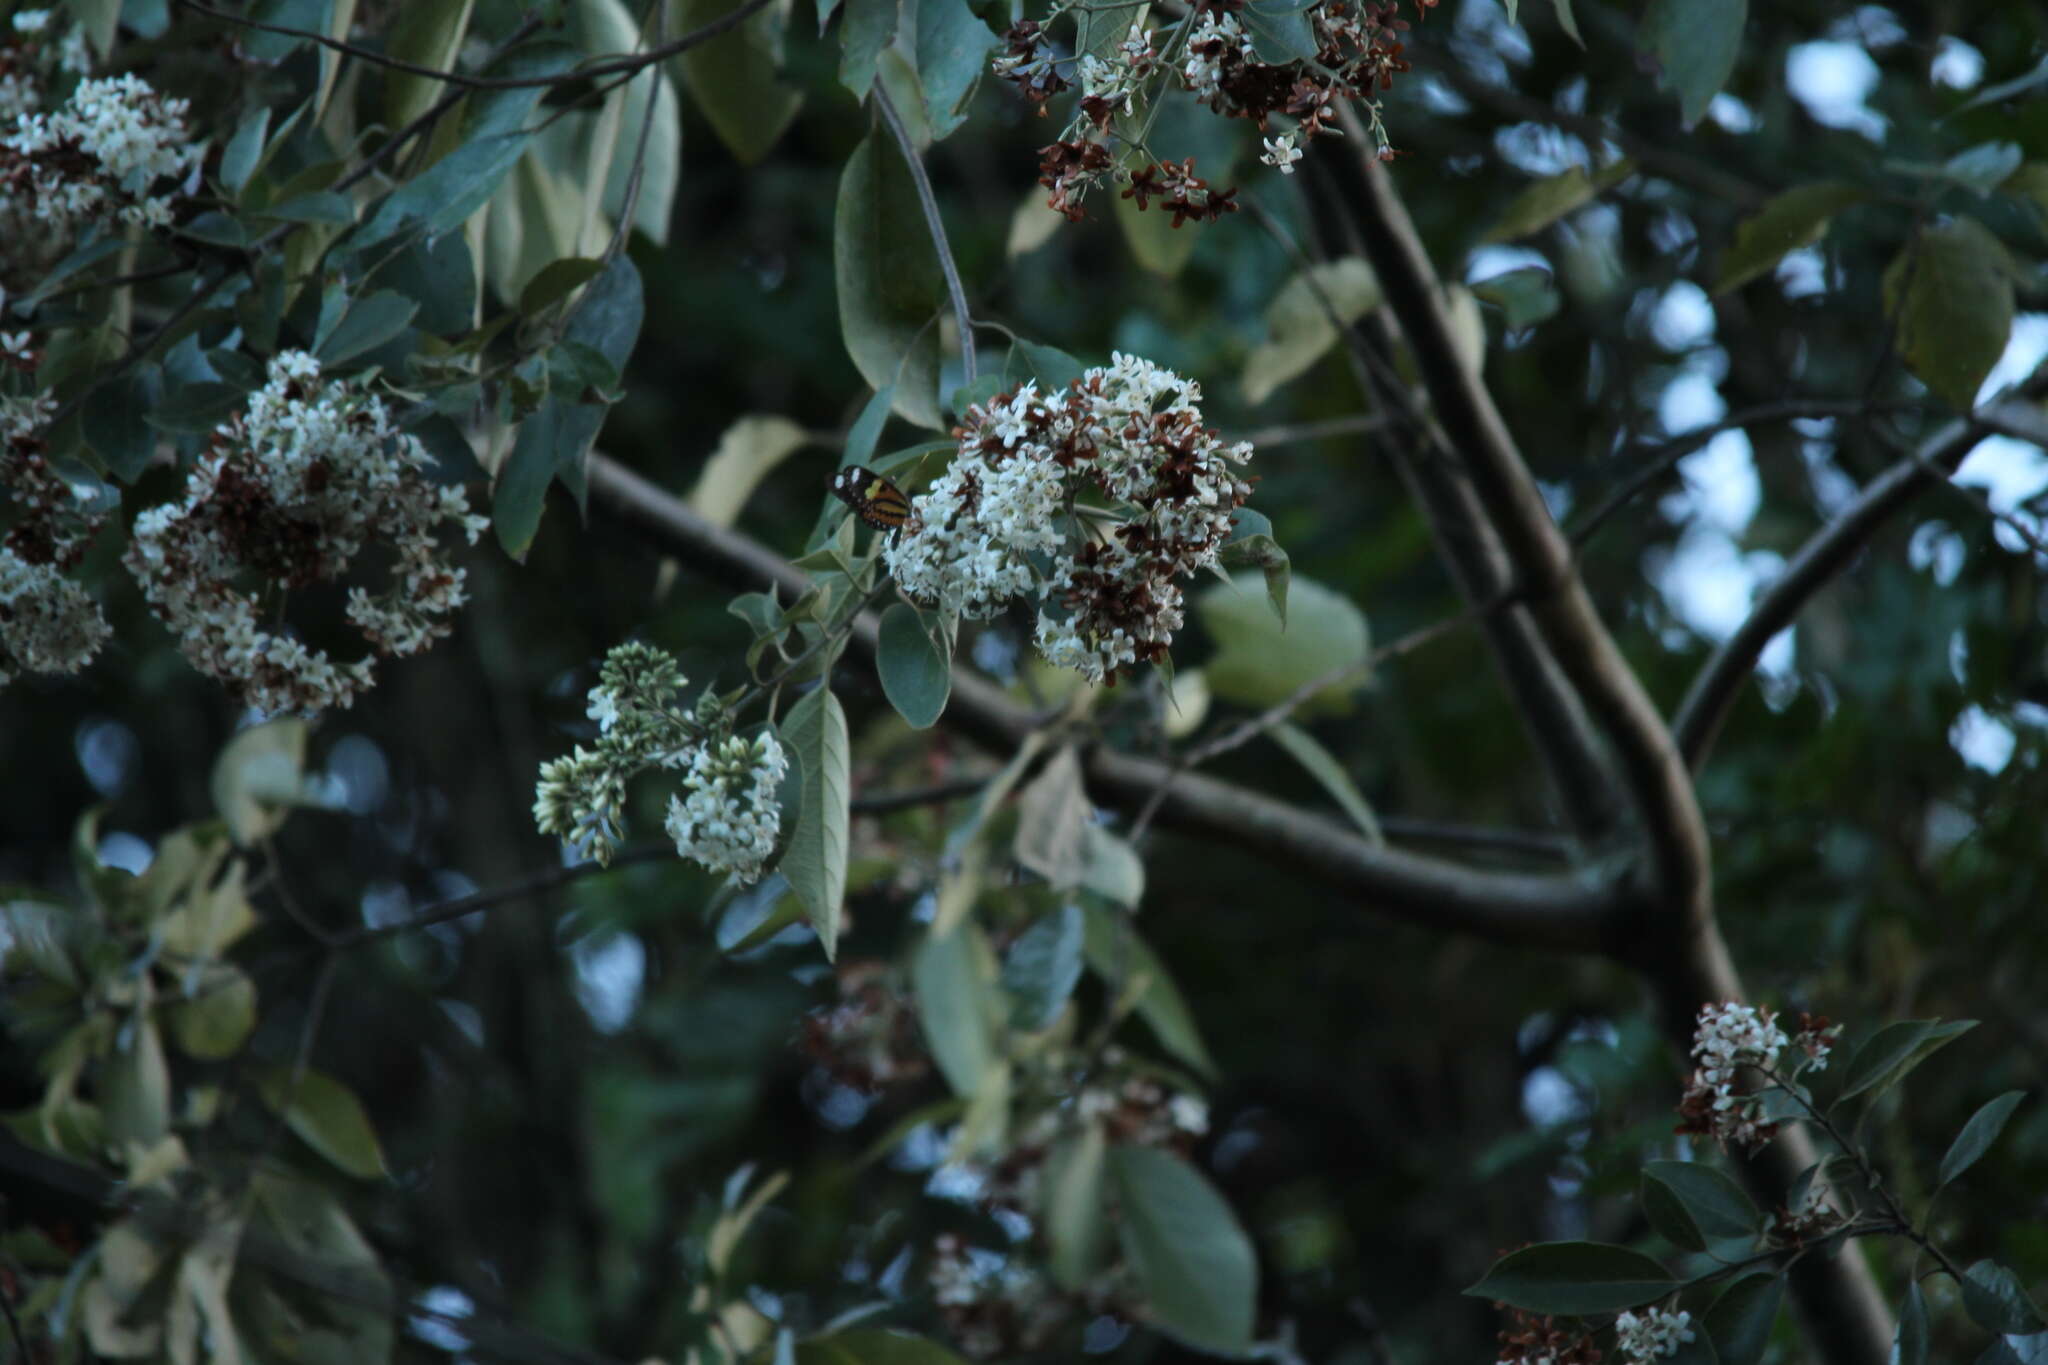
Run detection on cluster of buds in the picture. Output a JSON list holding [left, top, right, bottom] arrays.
[[1, 70, 194, 262], [1674, 1003, 1838, 1153], [1612, 1308, 1694, 1364], [800, 960, 932, 1090], [1495, 1309, 1604, 1365], [0, 389, 110, 686], [534, 642, 789, 881], [1122, 156, 1238, 225], [123, 351, 487, 715], [1765, 1179, 1845, 1248], [929, 1234, 1129, 1358], [884, 352, 1254, 684], [991, 21, 1069, 111]]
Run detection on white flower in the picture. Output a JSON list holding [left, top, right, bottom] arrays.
[[1614, 1308, 1694, 1363], [11, 10, 52, 34], [664, 732, 788, 883], [1169, 1094, 1209, 1134], [1261, 133, 1303, 173], [0, 547, 110, 685], [1, 72, 193, 241]]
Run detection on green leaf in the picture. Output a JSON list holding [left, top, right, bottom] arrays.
[[1977, 1334, 2048, 1365], [1465, 1242, 1675, 1315], [1964, 1262, 2047, 1336], [1713, 182, 1867, 295], [689, 415, 812, 528], [495, 396, 572, 558], [1640, 1161, 1760, 1248], [257, 191, 356, 224], [1003, 339, 1085, 393], [1002, 903, 1084, 1031], [1080, 906, 1213, 1076], [212, 719, 309, 845], [1939, 1091, 2026, 1188], [256, 1064, 388, 1180], [167, 965, 257, 1060], [0, 893, 84, 989], [913, 924, 998, 1097], [102, 1015, 172, 1150], [1198, 572, 1369, 714], [835, 134, 945, 429], [1115, 183, 1200, 278], [82, 366, 163, 480], [1242, 257, 1380, 404], [1046, 1123, 1110, 1289], [1547, 0, 1582, 45], [385, 0, 477, 135], [1240, 0, 1318, 63], [1220, 513, 1290, 624], [1705, 1272, 1782, 1365], [877, 603, 952, 728], [780, 686, 851, 959], [1483, 160, 1636, 243], [144, 381, 244, 436], [1639, 0, 1746, 126], [373, 231, 477, 336], [519, 257, 607, 315], [1471, 266, 1561, 328], [678, 0, 802, 163], [1268, 722, 1380, 844], [1080, 825, 1144, 907], [1958, 53, 2048, 114], [1883, 219, 2016, 411], [1012, 747, 1089, 890], [1893, 1283, 1930, 1365], [314, 291, 418, 368], [1111, 1146, 1256, 1356], [898, 0, 998, 141], [838, 0, 899, 97], [221, 106, 273, 194], [1836, 1018, 1977, 1102], [796, 1328, 970, 1365], [1944, 141, 2025, 194]]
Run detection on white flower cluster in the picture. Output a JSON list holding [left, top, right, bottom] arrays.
[[0, 389, 111, 686], [664, 732, 788, 884], [1181, 10, 1254, 101], [535, 642, 789, 882], [1677, 1001, 1794, 1152], [883, 353, 1254, 683], [1613, 1308, 1694, 1364], [124, 351, 486, 715], [1076, 1075, 1211, 1144], [1077, 23, 1156, 118], [2, 73, 193, 235], [0, 546, 109, 685], [1, 11, 90, 131]]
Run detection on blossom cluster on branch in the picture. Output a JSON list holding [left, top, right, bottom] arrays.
[[1674, 1001, 1838, 1153], [533, 641, 789, 880], [883, 353, 1254, 683], [0, 385, 110, 685], [124, 351, 487, 715]]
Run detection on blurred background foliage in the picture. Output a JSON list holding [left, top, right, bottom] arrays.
[[5, 0, 2048, 1361]]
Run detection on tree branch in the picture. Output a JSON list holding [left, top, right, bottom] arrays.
[[1333, 135, 1710, 917], [1673, 391, 2048, 770], [584, 454, 1618, 951]]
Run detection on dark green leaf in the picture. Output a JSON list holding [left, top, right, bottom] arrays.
[[372, 231, 476, 336], [1111, 1146, 1257, 1356], [1006, 339, 1085, 392], [1046, 1123, 1110, 1289], [1640, 0, 1746, 126], [901, 0, 997, 140], [1641, 1161, 1760, 1246], [1641, 1168, 1707, 1251], [520, 257, 607, 316], [838, 0, 898, 97], [836, 134, 945, 429], [780, 686, 851, 958], [495, 397, 572, 559], [257, 1064, 388, 1180], [1837, 1018, 1977, 1102], [1001, 903, 1083, 1031], [1463, 1241, 1675, 1315], [1080, 906, 1214, 1075], [1894, 1283, 1930, 1365], [1268, 723, 1380, 844], [1713, 182, 1867, 295], [315, 292, 419, 368], [1705, 1272, 1782, 1365], [913, 924, 997, 1096], [877, 603, 951, 728], [1939, 1091, 2026, 1188], [796, 1328, 970, 1365], [221, 105, 273, 194], [1240, 0, 1319, 63], [1976, 1333, 2048, 1365], [257, 191, 355, 224], [82, 366, 163, 480], [179, 211, 249, 248], [385, 0, 477, 133], [679, 0, 802, 163], [1883, 220, 2015, 411], [1964, 1262, 2047, 1336], [1471, 266, 1561, 327]]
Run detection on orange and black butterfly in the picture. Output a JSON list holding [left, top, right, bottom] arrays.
[[830, 466, 912, 533]]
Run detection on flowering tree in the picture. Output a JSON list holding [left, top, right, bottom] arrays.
[[3, 0, 2047, 1363]]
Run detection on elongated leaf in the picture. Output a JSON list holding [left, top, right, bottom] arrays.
[[1959, 53, 2048, 114], [1641, 1161, 1760, 1247], [1001, 903, 1084, 1031], [1548, 0, 1582, 45], [913, 924, 997, 1097], [678, 0, 801, 163], [1013, 747, 1089, 889], [1242, 258, 1381, 404], [1115, 185, 1199, 278], [1705, 1272, 1782, 1365], [1640, 0, 1745, 126], [1471, 266, 1560, 328], [1199, 572, 1368, 714], [221, 106, 273, 194], [257, 1064, 388, 1179], [168, 965, 257, 1060], [1940, 1091, 2026, 1188], [1046, 1123, 1110, 1289], [690, 415, 811, 528], [1483, 161, 1635, 243], [1080, 825, 1144, 907], [1837, 1019, 1977, 1102], [314, 291, 418, 367], [103, 1015, 172, 1149], [1268, 722, 1381, 843], [898, 0, 997, 141], [797, 1328, 970, 1365], [836, 134, 945, 429], [1894, 1283, 1930, 1365], [1883, 219, 2016, 411], [877, 603, 952, 727], [385, 0, 477, 135], [780, 686, 851, 958], [495, 395, 571, 558], [1714, 182, 1867, 295], [1464, 1242, 1675, 1315], [1112, 1146, 1256, 1355], [1964, 1262, 2046, 1336], [1080, 906, 1213, 1076]]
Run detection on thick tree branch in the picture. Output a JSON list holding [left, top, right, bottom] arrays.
[[1673, 392, 2048, 770], [585, 455, 1618, 951], [1334, 135, 1710, 919]]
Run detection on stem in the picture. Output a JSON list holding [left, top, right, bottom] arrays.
[[872, 83, 976, 388]]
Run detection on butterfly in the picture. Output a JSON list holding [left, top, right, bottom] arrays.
[[829, 465, 912, 533]]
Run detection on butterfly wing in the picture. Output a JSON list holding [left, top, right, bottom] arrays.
[[830, 466, 911, 532]]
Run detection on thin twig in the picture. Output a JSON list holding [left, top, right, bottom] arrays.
[[1238, 412, 1393, 448], [872, 83, 976, 387], [175, 0, 776, 90]]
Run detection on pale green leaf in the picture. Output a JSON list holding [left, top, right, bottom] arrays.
[[1268, 722, 1381, 844], [1242, 257, 1381, 404], [678, 0, 802, 164], [1713, 182, 1867, 295], [1046, 1123, 1110, 1289], [212, 720, 309, 846], [877, 603, 952, 728], [1112, 1147, 1257, 1355], [836, 134, 946, 429], [689, 415, 812, 528], [1484, 160, 1636, 243], [1012, 747, 1089, 890], [256, 1064, 389, 1180], [1080, 906, 1213, 1075], [780, 687, 851, 958], [913, 924, 998, 1097], [1883, 220, 2016, 411], [1198, 572, 1369, 714]]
